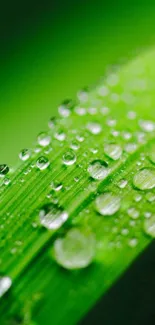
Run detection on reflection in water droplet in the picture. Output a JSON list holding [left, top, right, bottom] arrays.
[[104, 143, 122, 161], [62, 150, 76, 166], [144, 215, 155, 237], [0, 164, 9, 177], [133, 167, 155, 190], [53, 228, 95, 269], [39, 203, 68, 230], [19, 149, 31, 161], [38, 132, 51, 147], [95, 192, 121, 216], [88, 160, 108, 180], [0, 276, 12, 298], [86, 122, 102, 135], [36, 156, 50, 170]]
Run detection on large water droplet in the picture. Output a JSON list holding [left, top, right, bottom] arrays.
[[0, 164, 9, 177], [133, 167, 155, 190], [86, 122, 102, 135], [53, 228, 95, 269], [62, 149, 76, 166], [19, 149, 31, 161], [144, 215, 155, 238], [104, 143, 122, 161], [36, 156, 50, 170], [95, 192, 121, 216], [39, 203, 68, 230], [88, 160, 108, 180], [0, 276, 12, 298], [38, 132, 51, 147]]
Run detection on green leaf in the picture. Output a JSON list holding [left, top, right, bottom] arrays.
[[0, 49, 155, 325]]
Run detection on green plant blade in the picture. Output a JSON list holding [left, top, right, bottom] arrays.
[[0, 49, 155, 324]]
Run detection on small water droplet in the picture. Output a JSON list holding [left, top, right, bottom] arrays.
[[38, 132, 51, 147], [3, 178, 11, 186], [134, 194, 142, 202], [54, 130, 66, 141], [0, 164, 9, 177], [117, 179, 128, 189], [70, 140, 80, 151], [0, 276, 12, 298], [36, 156, 50, 170], [95, 192, 121, 216], [88, 160, 108, 180], [48, 117, 57, 129], [39, 203, 68, 230], [53, 228, 95, 269], [58, 100, 72, 117], [19, 149, 31, 161], [145, 192, 155, 202], [144, 215, 155, 237], [127, 111, 137, 120], [50, 181, 63, 192], [86, 122, 102, 135], [128, 238, 138, 247], [104, 143, 122, 161], [133, 167, 155, 190], [124, 143, 137, 153], [62, 149, 76, 166], [139, 119, 155, 132], [100, 106, 110, 115], [77, 88, 89, 103], [128, 207, 139, 219]]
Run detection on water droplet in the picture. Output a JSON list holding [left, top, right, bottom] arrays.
[[54, 130, 66, 141], [98, 85, 109, 97], [3, 178, 11, 186], [53, 228, 95, 269], [127, 111, 137, 120], [62, 150, 76, 166], [50, 181, 63, 192], [39, 203, 68, 230], [122, 131, 132, 140], [58, 100, 72, 117], [104, 143, 122, 161], [117, 179, 128, 189], [124, 143, 137, 153], [88, 160, 108, 180], [144, 215, 155, 237], [134, 194, 142, 202], [133, 167, 155, 190], [106, 118, 117, 127], [145, 192, 155, 202], [74, 106, 86, 116], [36, 156, 50, 170], [100, 106, 110, 115], [128, 207, 139, 219], [139, 120, 155, 132], [86, 122, 102, 135], [128, 238, 138, 247], [70, 140, 80, 151], [77, 88, 89, 103], [48, 117, 57, 129], [0, 164, 9, 177], [95, 192, 121, 216], [19, 149, 31, 161], [0, 276, 12, 298], [121, 228, 129, 236], [87, 107, 97, 115], [38, 132, 51, 147]]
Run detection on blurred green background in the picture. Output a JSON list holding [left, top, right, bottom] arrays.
[[1, 0, 155, 166]]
